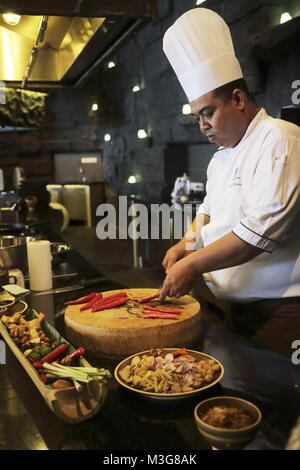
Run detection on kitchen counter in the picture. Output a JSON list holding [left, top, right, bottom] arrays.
[[1, 244, 300, 452]]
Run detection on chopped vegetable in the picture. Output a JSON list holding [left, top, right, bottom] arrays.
[[92, 297, 128, 312], [34, 344, 68, 369], [139, 293, 160, 303], [118, 349, 221, 393], [91, 292, 128, 308], [65, 292, 97, 306], [143, 306, 182, 314], [142, 311, 179, 320], [42, 362, 111, 384], [60, 347, 85, 366], [80, 293, 103, 311]]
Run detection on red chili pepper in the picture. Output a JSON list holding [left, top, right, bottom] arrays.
[[60, 347, 85, 366], [34, 344, 68, 369], [139, 293, 160, 303], [143, 306, 182, 314], [92, 292, 128, 308], [92, 297, 128, 312], [142, 312, 179, 319], [80, 293, 103, 311], [40, 373, 48, 384], [65, 292, 97, 306]]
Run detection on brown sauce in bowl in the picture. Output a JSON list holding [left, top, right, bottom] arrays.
[[200, 405, 254, 429]]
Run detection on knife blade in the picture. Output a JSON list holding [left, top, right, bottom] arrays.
[[33, 276, 109, 296]]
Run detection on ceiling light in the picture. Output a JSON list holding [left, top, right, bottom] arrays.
[[128, 176, 137, 184], [280, 12, 292, 24], [137, 129, 148, 139], [196, 0, 206, 5], [107, 61, 116, 69], [132, 85, 141, 93], [182, 104, 191, 115], [91, 103, 98, 111], [3, 13, 21, 26], [104, 133, 111, 142]]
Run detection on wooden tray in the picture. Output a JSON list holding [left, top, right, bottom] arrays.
[[0, 305, 107, 423]]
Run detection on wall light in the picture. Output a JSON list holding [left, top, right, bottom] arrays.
[[91, 103, 98, 111], [107, 61, 116, 69], [2, 13, 21, 26], [104, 133, 111, 142], [182, 104, 191, 115], [137, 129, 148, 139], [128, 175, 137, 184], [280, 12, 292, 24], [132, 85, 141, 93]]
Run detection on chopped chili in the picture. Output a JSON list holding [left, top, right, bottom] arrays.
[[92, 297, 128, 312], [65, 292, 97, 305]]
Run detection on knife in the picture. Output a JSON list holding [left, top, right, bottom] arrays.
[[157, 278, 166, 303], [33, 276, 109, 296]]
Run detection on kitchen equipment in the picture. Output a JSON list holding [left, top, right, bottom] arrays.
[[0, 237, 35, 272], [12, 167, 26, 190], [65, 288, 201, 359], [50, 242, 71, 265], [171, 173, 191, 208], [27, 240, 53, 291], [0, 220, 47, 235], [33, 276, 110, 296], [0, 169, 4, 192], [0, 268, 18, 286]]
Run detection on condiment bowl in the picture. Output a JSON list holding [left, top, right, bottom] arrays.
[[194, 396, 262, 450]]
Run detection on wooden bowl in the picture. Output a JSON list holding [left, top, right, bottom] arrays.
[[194, 396, 262, 450]]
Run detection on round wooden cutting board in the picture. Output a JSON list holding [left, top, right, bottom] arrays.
[[64, 288, 201, 359]]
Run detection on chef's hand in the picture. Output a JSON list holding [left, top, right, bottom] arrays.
[[160, 256, 197, 301], [162, 239, 193, 273]]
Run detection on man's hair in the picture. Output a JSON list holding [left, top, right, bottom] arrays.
[[213, 78, 254, 103]]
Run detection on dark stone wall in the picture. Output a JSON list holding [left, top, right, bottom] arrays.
[[0, 0, 299, 198], [94, 0, 300, 201]]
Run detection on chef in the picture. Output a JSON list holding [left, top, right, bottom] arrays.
[[160, 8, 300, 356]]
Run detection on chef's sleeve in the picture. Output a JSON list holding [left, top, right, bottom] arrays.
[[232, 128, 300, 253]]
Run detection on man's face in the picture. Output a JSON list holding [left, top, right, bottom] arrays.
[[190, 90, 245, 148]]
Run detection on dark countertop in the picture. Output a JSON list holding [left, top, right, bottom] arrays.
[[1, 233, 300, 452]]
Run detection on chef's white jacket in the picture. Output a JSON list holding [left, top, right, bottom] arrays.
[[197, 108, 300, 302]]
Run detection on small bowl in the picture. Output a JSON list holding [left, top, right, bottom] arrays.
[[194, 396, 262, 450]]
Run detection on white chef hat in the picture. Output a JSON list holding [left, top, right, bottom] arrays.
[[163, 8, 243, 102]]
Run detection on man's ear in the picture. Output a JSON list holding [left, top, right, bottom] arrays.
[[232, 88, 246, 111]]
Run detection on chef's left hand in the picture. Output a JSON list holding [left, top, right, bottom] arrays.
[[160, 257, 197, 301]]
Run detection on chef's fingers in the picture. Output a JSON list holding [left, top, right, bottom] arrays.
[[160, 283, 173, 301]]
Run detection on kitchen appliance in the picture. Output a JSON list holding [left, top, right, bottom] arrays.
[[12, 167, 26, 190], [171, 173, 191, 208], [0, 169, 4, 191]]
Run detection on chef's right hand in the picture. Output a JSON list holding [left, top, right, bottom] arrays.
[[162, 239, 191, 273]]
